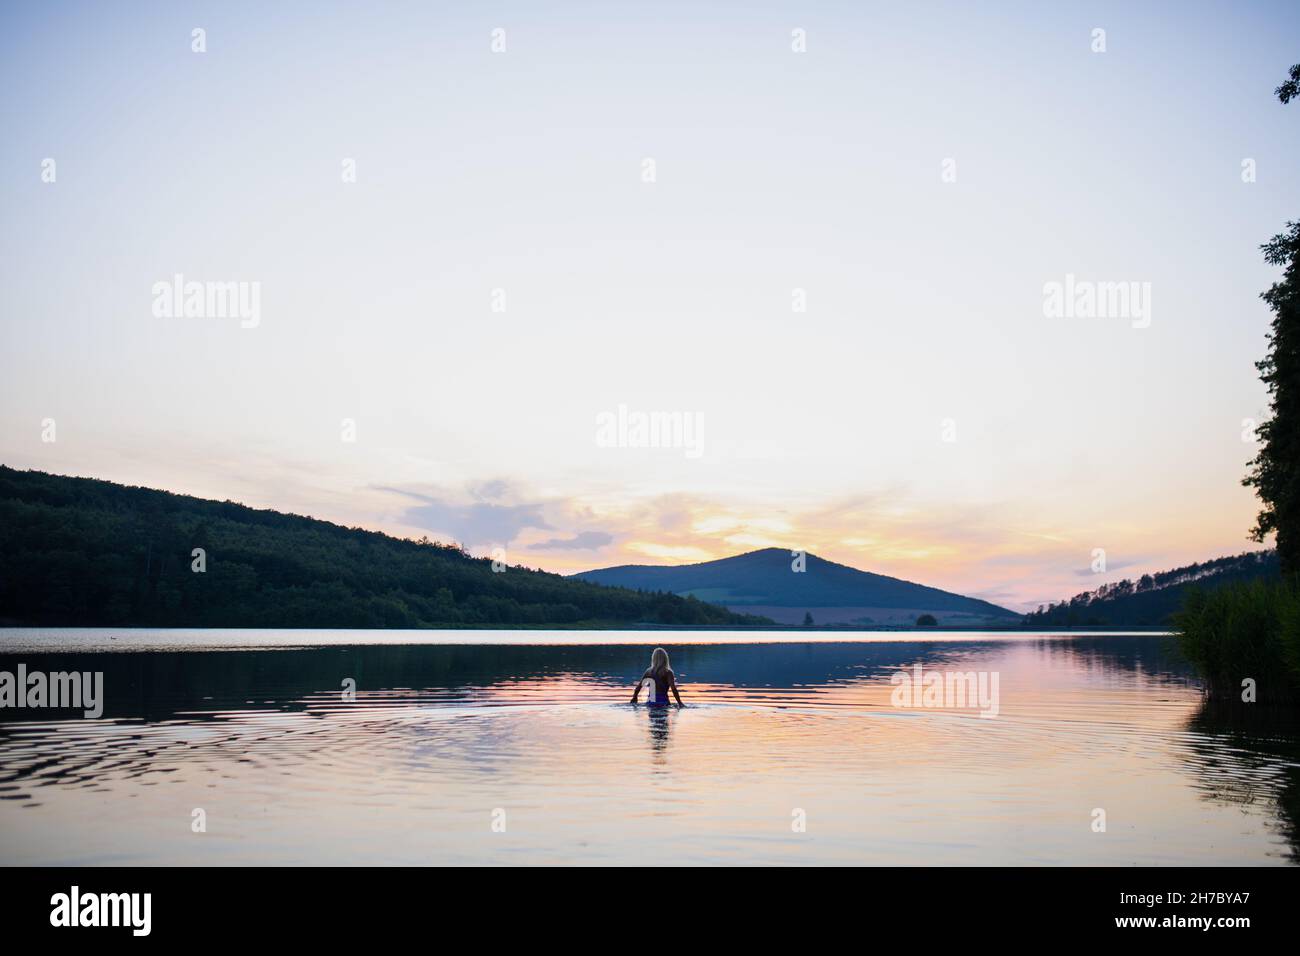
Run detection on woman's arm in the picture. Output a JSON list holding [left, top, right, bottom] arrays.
[[630, 677, 643, 703], [671, 673, 684, 707]]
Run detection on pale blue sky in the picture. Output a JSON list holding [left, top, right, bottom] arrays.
[[2, 1, 1299, 609]]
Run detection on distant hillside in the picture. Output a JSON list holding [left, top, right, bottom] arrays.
[[1024, 551, 1280, 626], [573, 548, 1018, 625], [0, 467, 769, 628]]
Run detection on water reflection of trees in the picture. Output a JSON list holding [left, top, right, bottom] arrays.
[[1184, 700, 1300, 861], [1030, 635, 1199, 686], [0, 636, 1206, 722]]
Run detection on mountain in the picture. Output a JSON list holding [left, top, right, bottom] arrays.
[[573, 548, 1019, 625], [1023, 550, 1280, 626], [0, 467, 769, 628]]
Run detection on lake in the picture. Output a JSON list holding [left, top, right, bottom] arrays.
[[1, 629, 1297, 865]]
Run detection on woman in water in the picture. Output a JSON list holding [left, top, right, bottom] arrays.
[[630, 647, 684, 707]]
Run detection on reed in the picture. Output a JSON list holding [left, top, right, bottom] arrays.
[[1175, 579, 1300, 704]]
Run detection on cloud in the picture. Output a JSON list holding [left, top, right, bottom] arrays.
[[1071, 558, 1147, 577], [369, 479, 1171, 613], [377, 482, 608, 553], [965, 589, 1022, 606], [527, 531, 614, 551], [468, 479, 512, 502], [378, 485, 551, 547]]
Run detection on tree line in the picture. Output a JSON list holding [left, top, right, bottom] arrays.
[[0, 467, 769, 629], [1025, 551, 1279, 627]]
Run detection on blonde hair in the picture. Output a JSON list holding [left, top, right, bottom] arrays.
[[649, 647, 670, 674]]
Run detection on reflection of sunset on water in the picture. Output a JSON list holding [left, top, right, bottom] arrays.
[[1, 635, 1295, 865]]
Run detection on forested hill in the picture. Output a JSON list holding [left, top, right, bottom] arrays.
[[0, 467, 769, 628], [575, 547, 1017, 622], [1023, 551, 1279, 626]]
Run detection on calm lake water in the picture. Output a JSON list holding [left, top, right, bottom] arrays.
[[1, 629, 1297, 865]]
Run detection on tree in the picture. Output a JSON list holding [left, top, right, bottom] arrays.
[[1245, 219, 1300, 574], [803, 611, 814, 625], [1244, 67, 1300, 576], [1276, 63, 1300, 104], [916, 614, 938, 626]]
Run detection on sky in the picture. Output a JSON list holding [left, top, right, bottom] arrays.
[[2, 1, 1298, 612]]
